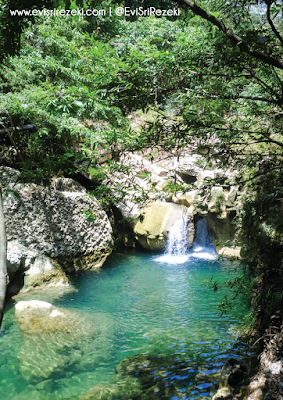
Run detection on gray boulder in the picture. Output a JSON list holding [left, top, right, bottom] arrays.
[[0, 166, 113, 272], [6, 241, 72, 296]]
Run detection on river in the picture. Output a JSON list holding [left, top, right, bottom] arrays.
[[0, 219, 250, 399]]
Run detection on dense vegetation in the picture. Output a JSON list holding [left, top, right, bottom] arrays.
[[0, 0, 283, 337]]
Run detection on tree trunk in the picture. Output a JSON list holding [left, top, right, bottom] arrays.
[[0, 185, 7, 328]]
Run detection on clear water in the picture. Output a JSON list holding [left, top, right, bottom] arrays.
[[0, 250, 249, 400]]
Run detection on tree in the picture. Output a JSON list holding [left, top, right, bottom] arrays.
[[152, 0, 283, 331], [0, 185, 7, 328], [0, 0, 51, 59]]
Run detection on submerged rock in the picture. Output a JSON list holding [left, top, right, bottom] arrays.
[[15, 300, 76, 334], [79, 379, 141, 400], [116, 353, 196, 398], [79, 352, 195, 400], [15, 301, 114, 383]]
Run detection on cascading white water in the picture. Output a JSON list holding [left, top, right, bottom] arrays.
[[194, 218, 213, 247], [155, 214, 189, 264], [166, 215, 188, 257], [192, 218, 216, 260], [155, 216, 216, 264]]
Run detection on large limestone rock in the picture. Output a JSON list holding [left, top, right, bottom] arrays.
[[91, 152, 186, 224], [134, 201, 194, 250], [81, 150, 243, 257], [6, 241, 72, 296], [100, 153, 176, 222], [0, 166, 113, 271], [216, 246, 242, 259]]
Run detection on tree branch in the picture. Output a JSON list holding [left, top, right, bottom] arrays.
[[266, 0, 283, 47], [229, 139, 283, 148], [185, 88, 278, 104], [187, 125, 283, 148], [177, 0, 283, 70], [236, 165, 283, 185]]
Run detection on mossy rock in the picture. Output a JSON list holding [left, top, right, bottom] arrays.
[[79, 378, 142, 400], [116, 353, 196, 398]]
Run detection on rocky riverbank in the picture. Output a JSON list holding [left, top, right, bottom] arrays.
[[1, 152, 246, 298], [0, 166, 113, 298]]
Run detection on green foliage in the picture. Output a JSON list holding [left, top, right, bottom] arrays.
[[163, 179, 191, 194], [82, 209, 98, 222], [203, 264, 253, 317], [238, 170, 283, 331], [0, 0, 283, 334], [0, 0, 50, 59], [0, 15, 130, 182]]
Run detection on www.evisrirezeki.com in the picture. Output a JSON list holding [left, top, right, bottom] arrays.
[[9, 7, 181, 17]]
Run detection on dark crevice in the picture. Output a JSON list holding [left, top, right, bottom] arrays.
[[176, 171, 197, 184], [6, 267, 25, 299], [65, 171, 100, 191]]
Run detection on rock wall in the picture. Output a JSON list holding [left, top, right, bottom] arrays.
[[191, 184, 243, 258], [112, 153, 242, 257], [78, 150, 244, 257], [0, 167, 114, 293]]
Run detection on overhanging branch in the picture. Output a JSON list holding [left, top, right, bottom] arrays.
[[266, 0, 283, 47], [182, 124, 283, 148], [229, 139, 283, 148], [185, 88, 278, 104], [177, 0, 283, 70]]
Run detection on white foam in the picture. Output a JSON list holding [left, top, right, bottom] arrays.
[[155, 254, 189, 264], [190, 251, 216, 260]]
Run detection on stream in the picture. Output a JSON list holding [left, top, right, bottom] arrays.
[[0, 219, 250, 399]]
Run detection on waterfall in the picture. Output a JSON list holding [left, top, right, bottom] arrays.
[[192, 218, 215, 259], [194, 218, 213, 247], [155, 216, 216, 265], [166, 215, 188, 258], [155, 214, 189, 264]]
